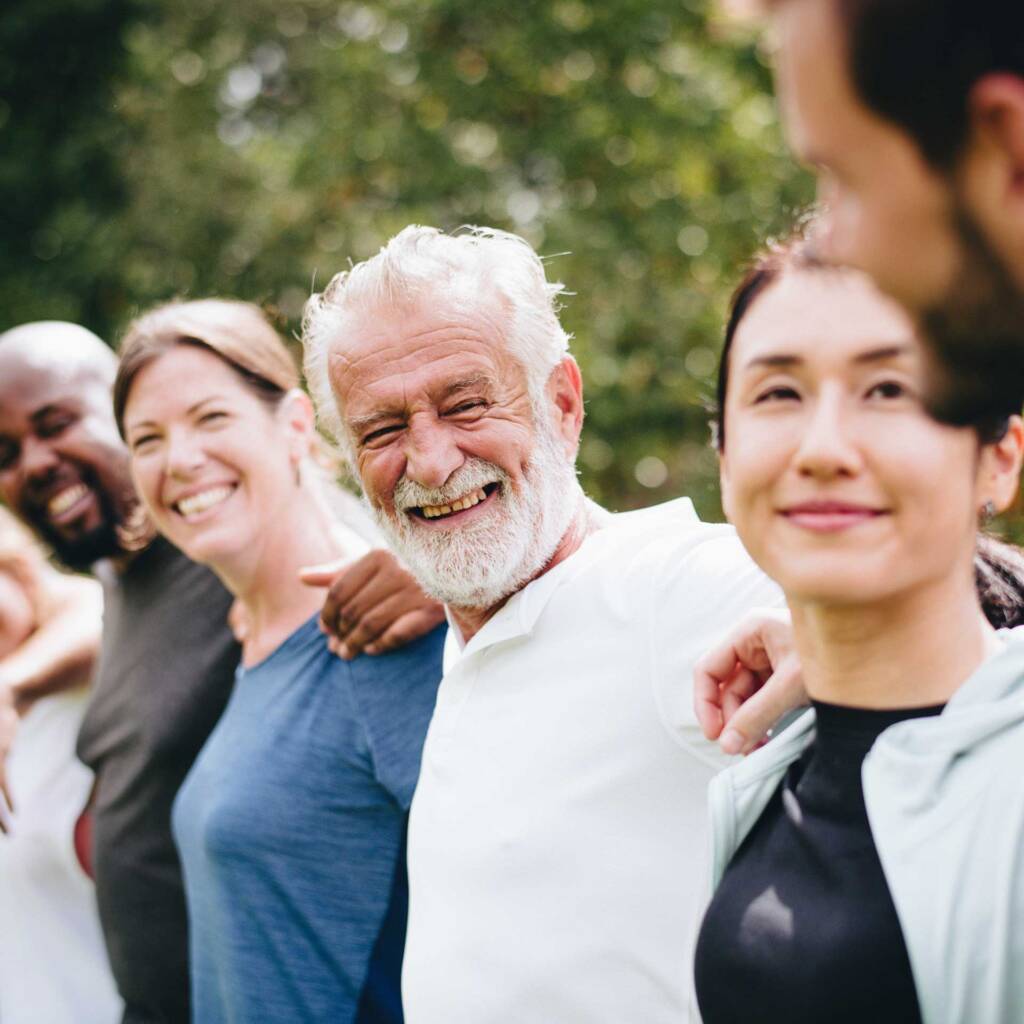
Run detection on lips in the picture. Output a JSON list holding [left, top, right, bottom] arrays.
[[170, 484, 236, 521], [38, 481, 95, 526], [780, 500, 888, 533], [406, 482, 500, 522]]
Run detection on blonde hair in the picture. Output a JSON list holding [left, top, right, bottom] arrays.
[[114, 298, 382, 545]]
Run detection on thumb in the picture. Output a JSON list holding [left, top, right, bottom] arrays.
[[719, 656, 805, 755], [298, 556, 353, 587]]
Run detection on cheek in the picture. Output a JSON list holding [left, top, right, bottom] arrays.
[[357, 452, 401, 510], [130, 459, 163, 516]]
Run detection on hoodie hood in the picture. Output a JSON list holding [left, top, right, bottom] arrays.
[[870, 628, 1024, 765]]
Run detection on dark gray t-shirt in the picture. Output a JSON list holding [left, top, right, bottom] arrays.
[[77, 537, 239, 1024]]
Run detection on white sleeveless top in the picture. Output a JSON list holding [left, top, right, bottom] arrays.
[[0, 688, 122, 1023]]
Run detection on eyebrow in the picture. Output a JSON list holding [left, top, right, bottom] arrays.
[[29, 402, 75, 424], [348, 374, 497, 436], [742, 343, 913, 371], [126, 395, 227, 431]]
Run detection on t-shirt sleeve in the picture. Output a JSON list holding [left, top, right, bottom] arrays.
[[347, 624, 446, 810], [646, 526, 785, 768]]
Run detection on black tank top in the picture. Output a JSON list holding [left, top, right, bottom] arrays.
[[694, 701, 943, 1024]]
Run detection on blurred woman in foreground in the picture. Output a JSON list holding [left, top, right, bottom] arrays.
[[0, 509, 121, 1023], [693, 241, 1024, 1024], [114, 300, 445, 1024]]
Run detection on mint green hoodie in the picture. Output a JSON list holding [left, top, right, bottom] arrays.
[[704, 633, 1024, 1024]]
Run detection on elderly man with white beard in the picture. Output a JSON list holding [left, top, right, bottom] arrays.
[[302, 226, 782, 1023]]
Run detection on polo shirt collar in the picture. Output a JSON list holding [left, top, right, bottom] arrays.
[[443, 496, 698, 670]]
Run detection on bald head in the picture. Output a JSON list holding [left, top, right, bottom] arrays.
[[0, 321, 134, 570], [0, 321, 117, 389]]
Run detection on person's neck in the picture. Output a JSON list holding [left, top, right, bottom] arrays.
[[214, 492, 352, 668], [790, 572, 1001, 710], [448, 496, 607, 644]]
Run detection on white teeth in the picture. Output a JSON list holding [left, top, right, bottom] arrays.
[[175, 486, 233, 519], [48, 484, 89, 517], [420, 487, 488, 520]]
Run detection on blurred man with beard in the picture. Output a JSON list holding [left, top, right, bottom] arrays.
[[302, 226, 783, 1023], [750, 0, 1024, 425], [0, 321, 444, 1024], [697, 0, 1024, 760]]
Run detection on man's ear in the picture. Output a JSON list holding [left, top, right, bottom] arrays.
[[545, 356, 584, 454], [961, 74, 1024, 272], [979, 415, 1024, 516], [279, 389, 317, 463]]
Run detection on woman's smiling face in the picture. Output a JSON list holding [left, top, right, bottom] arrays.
[[122, 344, 302, 570], [719, 267, 1003, 609]]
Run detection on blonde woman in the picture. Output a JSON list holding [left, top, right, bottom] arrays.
[[114, 300, 445, 1024]]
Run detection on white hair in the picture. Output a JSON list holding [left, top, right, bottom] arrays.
[[302, 225, 572, 453]]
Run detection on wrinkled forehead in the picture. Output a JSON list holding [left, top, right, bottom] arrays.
[[330, 289, 517, 384]]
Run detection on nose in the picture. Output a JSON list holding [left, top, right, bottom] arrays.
[[21, 435, 60, 482], [402, 417, 464, 490], [793, 388, 863, 481], [164, 428, 206, 478]]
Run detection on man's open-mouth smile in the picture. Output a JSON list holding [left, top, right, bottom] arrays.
[[407, 482, 501, 523]]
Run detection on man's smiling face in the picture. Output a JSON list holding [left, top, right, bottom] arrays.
[[330, 288, 581, 610], [0, 349, 134, 570]]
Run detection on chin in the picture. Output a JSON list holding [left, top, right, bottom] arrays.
[[760, 548, 888, 604], [779, 572, 898, 608], [172, 530, 234, 568]]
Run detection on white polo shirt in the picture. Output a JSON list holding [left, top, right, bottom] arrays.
[[402, 499, 783, 1024]]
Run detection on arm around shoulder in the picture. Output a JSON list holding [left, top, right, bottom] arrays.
[[1, 568, 103, 713]]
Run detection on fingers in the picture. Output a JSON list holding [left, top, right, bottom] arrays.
[[298, 554, 358, 589], [334, 590, 412, 659], [316, 552, 390, 643], [693, 618, 777, 741], [316, 550, 442, 660], [718, 654, 805, 756], [363, 606, 447, 656], [719, 667, 761, 727], [693, 609, 796, 745], [694, 659, 731, 741], [694, 616, 777, 691]]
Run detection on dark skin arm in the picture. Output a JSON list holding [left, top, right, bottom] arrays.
[[300, 548, 445, 659], [0, 571, 102, 826]]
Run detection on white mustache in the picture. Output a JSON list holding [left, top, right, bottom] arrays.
[[393, 458, 507, 511]]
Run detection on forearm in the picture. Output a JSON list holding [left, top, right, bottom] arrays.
[[0, 575, 103, 713]]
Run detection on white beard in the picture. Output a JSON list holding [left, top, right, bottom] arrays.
[[369, 422, 581, 610]]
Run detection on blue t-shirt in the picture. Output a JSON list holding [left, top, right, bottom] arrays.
[[172, 616, 445, 1024]]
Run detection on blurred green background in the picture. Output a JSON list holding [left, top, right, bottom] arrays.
[[2, 0, 816, 518]]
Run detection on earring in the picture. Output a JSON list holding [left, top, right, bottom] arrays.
[[980, 500, 996, 523]]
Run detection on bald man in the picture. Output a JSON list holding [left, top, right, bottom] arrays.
[[0, 322, 443, 1024]]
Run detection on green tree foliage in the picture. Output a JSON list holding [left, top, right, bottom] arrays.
[[2, 0, 815, 515]]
